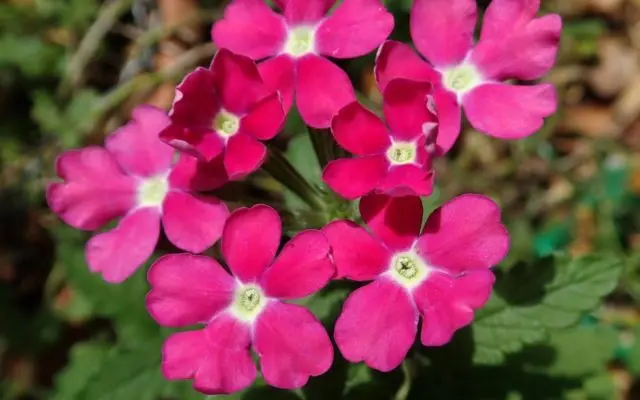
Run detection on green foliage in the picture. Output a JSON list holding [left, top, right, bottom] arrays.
[[473, 253, 623, 364]]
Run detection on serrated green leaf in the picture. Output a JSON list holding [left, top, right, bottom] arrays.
[[472, 254, 623, 364], [81, 340, 165, 400], [52, 341, 110, 400]]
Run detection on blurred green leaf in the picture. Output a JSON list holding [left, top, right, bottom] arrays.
[[518, 325, 617, 377], [52, 341, 111, 400], [52, 226, 159, 343], [473, 254, 623, 364], [32, 89, 101, 147]]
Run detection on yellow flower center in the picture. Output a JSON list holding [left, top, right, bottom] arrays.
[[213, 110, 240, 137], [137, 175, 169, 207], [386, 141, 417, 165], [389, 251, 430, 289], [230, 284, 266, 322], [284, 26, 315, 57], [442, 63, 482, 94]]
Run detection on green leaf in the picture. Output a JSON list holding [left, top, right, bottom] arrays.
[[52, 341, 111, 400], [516, 325, 617, 377], [472, 254, 623, 364], [52, 226, 159, 343], [283, 130, 322, 210], [81, 340, 166, 400]]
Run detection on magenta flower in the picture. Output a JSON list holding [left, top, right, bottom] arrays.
[[147, 205, 335, 394], [323, 78, 437, 199], [212, 0, 394, 128], [376, 0, 562, 153], [47, 105, 229, 283], [159, 48, 285, 179], [324, 194, 509, 371]]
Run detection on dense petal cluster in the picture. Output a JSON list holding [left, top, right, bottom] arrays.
[[47, 106, 229, 283], [376, 0, 561, 153], [46, 0, 562, 395], [324, 79, 437, 199], [325, 194, 509, 371], [147, 206, 334, 393], [160, 49, 285, 179], [212, 0, 394, 128]]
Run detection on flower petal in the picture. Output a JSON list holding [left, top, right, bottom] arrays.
[[323, 155, 388, 200], [106, 105, 174, 177], [223, 133, 267, 179], [160, 124, 225, 162], [378, 165, 434, 197], [463, 83, 557, 139], [210, 48, 272, 114], [417, 194, 509, 274], [331, 101, 390, 155], [211, 0, 287, 60], [169, 154, 229, 192], [473, 0, 562, 80], [162, 316, 255, 395], [334, 278, 417, 372], [322, 220, 390, 280], [410, 0, 477, 67], [414, 270, 495, 346], [432, 87, 462, 154], [169, 67, 220, 129], [222, 205, 281, 282], [296, 54, 356, 128], [383, 78, 436, 140], [241, 92, 285, 140], [259, 55, 296, 117], [162, 191, 229, 253], [255, 302, 333, 389], [86, 207, 160, 283], [316, 0, 394, 59], [147, 254, 235, 327], [374, 40, 438, 92], [283, 0, 334, 24], [261, 230, 333, 299], [47, 147, 136, 230], [359, 193, 423, 252]]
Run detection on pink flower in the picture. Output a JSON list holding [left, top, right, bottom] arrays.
[[147, 205, 335, 394], [212, 0, 394, 128], [160, 48, 285, 179], [47, 105, 229, 283], [324, 194, 509, 371], [376, 0, 562, 153], [323, 78, 437, 199]]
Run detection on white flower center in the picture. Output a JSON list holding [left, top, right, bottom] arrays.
[[441, 63, 482, 95], [388, 251, 431, 290], [230, 284, 267, 323], [386, 141, 417, 165], [137, 174, 169, 208], [283, 26, 316, 57], [213, 110, 240, 138]]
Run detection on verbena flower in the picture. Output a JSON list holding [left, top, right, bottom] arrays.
[[160, 48, 285, 179], [324, 194, 509, 371], [47, 105, 229, 283], [376, 0, 562, 153], [147, 205, 335, 394], [323, 78, 437, 199], [212, 0, 394, 128]]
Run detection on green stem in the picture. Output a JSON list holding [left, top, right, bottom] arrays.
[[309, 128, 336, 168], [263, 147, 325, 210], [394, 358, 415, 400]]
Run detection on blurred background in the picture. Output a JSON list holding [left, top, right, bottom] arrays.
[[2, 0, 640, 399]]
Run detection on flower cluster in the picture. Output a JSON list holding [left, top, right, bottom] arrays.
[[47, 0, 560, 395]]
